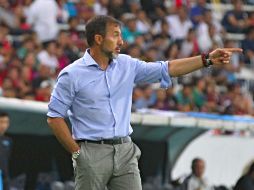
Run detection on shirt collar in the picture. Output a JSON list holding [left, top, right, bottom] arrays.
[[83, 49, 117, 67], [83, 49, 99, 67]]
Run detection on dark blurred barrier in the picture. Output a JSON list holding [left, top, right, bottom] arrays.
[[7, 125, 206, 189], [8, 134, 73, 189]]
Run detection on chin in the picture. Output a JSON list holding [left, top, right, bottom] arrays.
[[110, 52, 119, 59]]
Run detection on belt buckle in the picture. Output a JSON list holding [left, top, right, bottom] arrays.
[[111, 137, 121, 144]]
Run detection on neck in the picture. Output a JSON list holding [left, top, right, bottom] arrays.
[[90, 48, 110, 70]]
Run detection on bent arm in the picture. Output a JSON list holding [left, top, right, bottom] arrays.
[[47, 117, 80, 154]]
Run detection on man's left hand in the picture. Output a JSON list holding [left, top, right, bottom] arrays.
[[209, 48, 243, 66]]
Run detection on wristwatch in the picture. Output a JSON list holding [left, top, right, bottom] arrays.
[[201, 52, 213, 67], [72, 149, 80, 160]]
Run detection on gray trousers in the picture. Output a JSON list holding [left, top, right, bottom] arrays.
[[73, 141, 142, 190]]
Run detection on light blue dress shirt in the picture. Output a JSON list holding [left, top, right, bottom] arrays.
[[47, 50, 172, 140]]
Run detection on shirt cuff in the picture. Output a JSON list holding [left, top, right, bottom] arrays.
[[160, 61, 172, 88], [47, 96, 69, 118]]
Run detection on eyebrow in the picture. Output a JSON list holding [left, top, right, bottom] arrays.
[[113, 31, 122, 36]]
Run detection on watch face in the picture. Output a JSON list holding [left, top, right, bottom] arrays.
[[72, 150, 80, 159], [73, 154, 78, 159]]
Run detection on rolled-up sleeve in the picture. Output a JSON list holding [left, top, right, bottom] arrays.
[[47, 72, 76, 118], [134, 59, 172, 88]]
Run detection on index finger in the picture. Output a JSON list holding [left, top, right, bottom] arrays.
[[222, 48, 243, 53]]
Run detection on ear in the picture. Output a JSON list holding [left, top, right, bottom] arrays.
[[94, 34, 103, 45]]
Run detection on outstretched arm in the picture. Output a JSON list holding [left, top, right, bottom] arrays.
[[168, 48, 243, 77]]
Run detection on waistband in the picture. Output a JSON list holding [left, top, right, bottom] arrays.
[[76, 136, 131, 145]]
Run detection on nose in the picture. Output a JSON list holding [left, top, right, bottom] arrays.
[[118, 36, 124, 46]]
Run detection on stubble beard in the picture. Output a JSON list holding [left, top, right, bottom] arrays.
[[101, 45, 118, 60]]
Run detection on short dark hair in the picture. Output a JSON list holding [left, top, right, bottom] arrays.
[[85, 15, 121, 47], [191, 157, 203, 171], [0, 111, 9, 118], [248, 161, 254, 174]]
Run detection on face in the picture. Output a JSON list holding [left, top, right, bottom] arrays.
[[156, 89, 166, 101], [47, 42, 57, 55], [234, 0, 243, 11], [193, 160, 205, 178], [0, 116, 10, 135], [100, 23, 123, 59]]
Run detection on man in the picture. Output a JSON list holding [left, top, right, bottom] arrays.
[[0, 111, 12, 190], [26, 0, 59, 42], [47, 15, 242, 190], [234, 161, 254, 190], [182, 158, 213, 190]]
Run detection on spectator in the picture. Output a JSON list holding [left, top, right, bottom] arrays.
[[0, 111, 12, 190], [93, 0, 109, 16], [37, 40, 59, 73], [0, 0, 19, 28], [197, 10, 224, 53], [136, 9, 152, 34], [234, 161, 254, 190], [166, 5, 193, 42], [26, 0, 59, 42], [203, 9, 224, 36], [203, 80, 220, 113], [56, 44, 70, 72], [192, 77, 207, 111], [218, 82, 253, 115], [179, 28, 199, 58], [166, 87, 178, 110], [242, 27, 254, 66], [150, 35, 171, 59], [32, 64, 52, 94], [132, 84, 156, 110], [151, 88, 171, 110], [152, 18, 171, 38], [67, 17, 85, 51], [57, 30, 80, 63], [0, 22, 12, 61], [17, 66, 33, 98], [17, 35, 38, 60], [143, 47, 162, 61], [56, 0, 69, 24], [127, 0, 142, 14], [76, 0, 95, 24], [164, 43, 180, 60], [34, 79, 53, 102], [63, 0, 77, 18], [132, 86, 147, 110], [175, 83, 194, 112], [125, 44, 142, 58], [221, 0, 249, 33], [189, 0, 208, 28], [12, 4, 31, 32], [140, 0, 166, 22], [22, 52, 37, 71], [122, 14, 142, 44], [108, 0, 128, 19], [182, 158, 214, 190]]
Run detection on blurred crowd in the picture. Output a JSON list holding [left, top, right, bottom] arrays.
[[0, 0, 254, 115]]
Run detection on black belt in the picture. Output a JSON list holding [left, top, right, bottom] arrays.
[[76, 136, 131, 145]]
